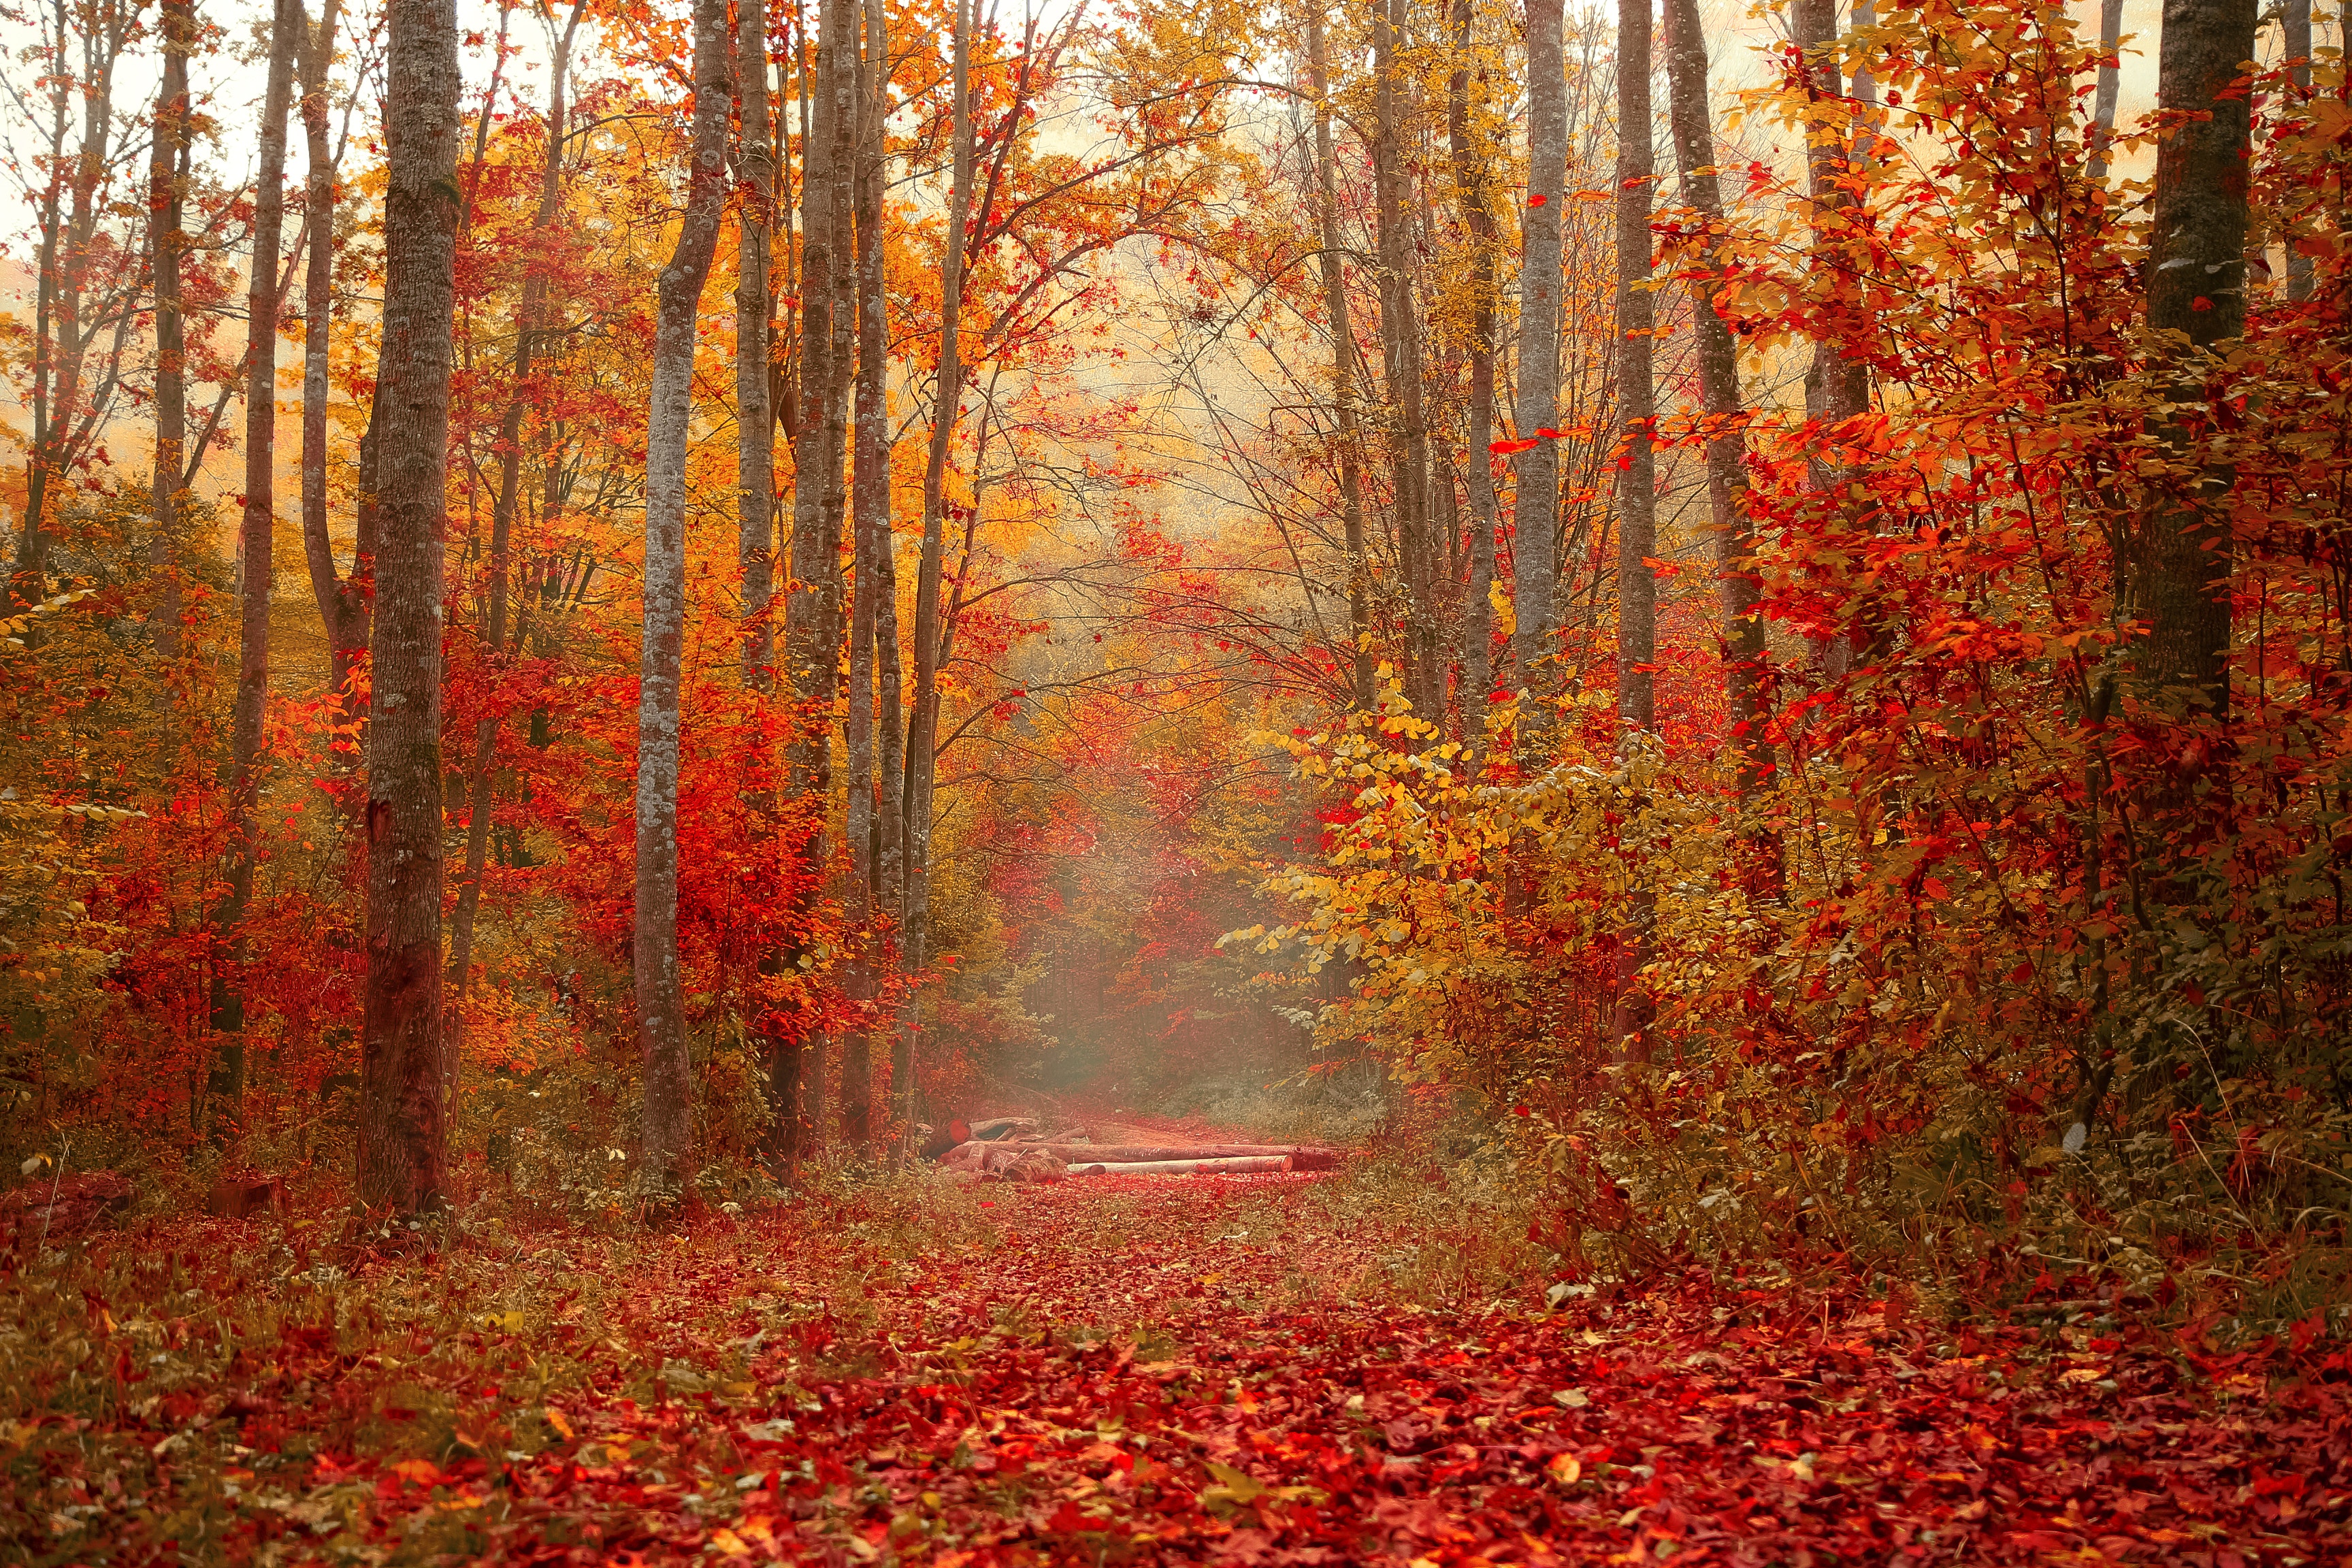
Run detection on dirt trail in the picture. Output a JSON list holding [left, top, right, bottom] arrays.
[[12, 1176, 2349, 1565]]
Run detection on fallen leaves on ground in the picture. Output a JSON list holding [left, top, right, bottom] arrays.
[[5, 1173, 2347, 1564]]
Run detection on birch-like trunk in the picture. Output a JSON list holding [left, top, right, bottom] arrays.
[[634, 0, 735, 1203], [843, 0, 889, 1146], [1513, 0, 1565, 688], [298, 0, 365, 707], [1305, 4, 1370, 708], [357, 0, 460, 1218], [1610, 0, 1656, 1058]]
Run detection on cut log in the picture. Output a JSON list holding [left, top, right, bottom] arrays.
[[208, 1174, 285, 1219], [966, 1117, 1036, 1142], [1017, 1143, 1338, 1169], [1069, 1156, 1292, 1177]]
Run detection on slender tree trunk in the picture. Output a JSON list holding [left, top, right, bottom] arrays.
[[448, 1, 582, 1025], [207, 0, 301, 1133], [1448, 0, 1497, 725], [148, 0, 194, 660], [843, 0, 889, 1147], [357, 0, 460, 1218], [2133, 0, 2255, 717], [781, 0, 855, 1156], [634, 0, 735, 1203], [1661, 0, 1776, 896], [2089, 0, 2125, 184], [904, 0, 973, 1098], [2285, 0, 2313, 302], [1514, 0, 1565, 689], [1370, 0, 1438, 723], [1610, 0, 1656, 1058], [740, 0, 777, 688], [1305, 4, 1370, 709], [299, 0, 365, 708]]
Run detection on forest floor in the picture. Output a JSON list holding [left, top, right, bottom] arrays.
[[5, 1155, 2350, 1565]]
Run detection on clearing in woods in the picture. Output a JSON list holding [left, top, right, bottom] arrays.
[[5, 1150, 2349, 1565]]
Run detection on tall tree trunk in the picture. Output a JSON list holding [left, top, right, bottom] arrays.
[[740, 0, 778, 689], [634, 0, 735, 1203], [148, 0, 195, 661], [1370, 0, 1438, 723], [1610, 0, 1656, 1058], [18, 0, 127, 595], [844, 0, 889, 1147], [1305, 3, 1370, 709], [299, 0, 367, 710], [2133, 0, 2255, 717], [357, 0, 460, 1218], [2284, 0, 2313, 303], [2089, 0, 2125, 184], [448, 0, 583, 1029], [904, 0, 974, 1107], [1448, 0, 1497, 724], [1514, 0, 1565, 689], [781, 0, 855, 1156], [208, 0, 301, 1134], [1661, 0, 1776, 896]]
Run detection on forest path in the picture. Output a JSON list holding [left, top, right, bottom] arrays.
[[18, 1175, 2348, 1565]]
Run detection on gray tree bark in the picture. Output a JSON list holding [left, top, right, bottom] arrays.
[[2089, 0, 2125, 183], [1370, 0, 1439, 723], [357, 0, 460, 1217], [1513, 0, 1566, 687], [148, 0, 195, 660], [740, 0, 777, 688], [634, 0, 735, 1203], [298, 0, 366, 708], [903, 0, 974, 1107], [1305, 3, 1371, 709], [1610, 0, 1656, 1059], [2285, 0, 2313, 302], [845, 0, 890, 1145]]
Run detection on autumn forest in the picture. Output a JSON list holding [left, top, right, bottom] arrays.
[[6, 0, 2352, 1558]]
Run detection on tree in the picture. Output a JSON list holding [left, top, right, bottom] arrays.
[[1610, 0, 1655, 1056], [447, 0, 587, 1030], [1304, 2, 1370, 710], [210, 0, 302, 1130], [147, 0, 196, 659], [635, 0, 736, 1203], [1447, 0, 1499, 719], [297, 0, 366, 711], [2133, 0, 2257, 717], [1661, 0, 1774, 891], [1512, 0, 1566, 688], [358, 0, 461, 1218]]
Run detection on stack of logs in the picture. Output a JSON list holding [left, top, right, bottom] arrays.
[[931, 1117, 1339, 1185]]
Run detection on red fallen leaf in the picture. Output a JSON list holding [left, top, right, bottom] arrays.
[[2193, 295, 2215, 310]]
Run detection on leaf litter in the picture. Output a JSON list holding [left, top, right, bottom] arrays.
[[4, 1171, 2347, 1564]]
